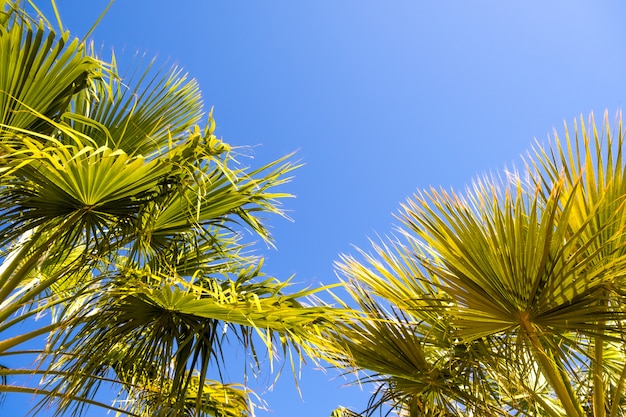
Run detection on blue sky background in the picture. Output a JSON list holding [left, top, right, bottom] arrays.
[[7, 1, 626, 416]]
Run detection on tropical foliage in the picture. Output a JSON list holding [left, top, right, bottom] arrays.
[[329, 112, 626, 416], [0, 1, 345, 416], [3, 2, 626, 417]]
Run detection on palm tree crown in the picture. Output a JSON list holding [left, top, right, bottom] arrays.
[[0, 2, 346, 416], [330, 112, 626, 417]]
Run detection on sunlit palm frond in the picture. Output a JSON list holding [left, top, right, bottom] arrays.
[[404, 173, 626, 339], [333, 260, 502, 416], [334, 113, 626, 416], [330, 407, 362, 417], [530, 112, 626, 255], [0, 120, 302, 416], [65, 54, 203, 157], [526, 111, 626, 416], [0, 2, 321, 417], [112, 370, 256, 417], [147, 151, 297, 241], [0, 236, 90, 337], [400, 176, 626, 415], [0, 5, 102, 137], [37, 262, 345, 417], [0, 138, 172, 252]]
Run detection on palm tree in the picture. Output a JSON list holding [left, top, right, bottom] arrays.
[[0, 2, 345, 416], [330, 112, 626, 416]]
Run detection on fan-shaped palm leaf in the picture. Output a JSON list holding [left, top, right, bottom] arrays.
[[36, 262, 347, 417], [0, 1, 102, 137], [0, 3, 321, 416], [64, 55, 203, 157], [332, 113, 626, 416]]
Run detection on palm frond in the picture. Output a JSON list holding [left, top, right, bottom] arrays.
[[333, 112, 626, 416], [0, 6, 102, 137], [65, 54, 203, 157]]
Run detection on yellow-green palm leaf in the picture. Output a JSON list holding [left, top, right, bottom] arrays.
[[333, 113, 626, 416]]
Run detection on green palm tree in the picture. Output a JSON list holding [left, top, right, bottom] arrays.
[[0, 2, 346, 416], [330, 112, 626, 417]]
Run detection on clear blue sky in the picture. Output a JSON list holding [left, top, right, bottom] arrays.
[[6, 1, 626, 416]]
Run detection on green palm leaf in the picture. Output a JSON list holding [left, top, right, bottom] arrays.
[[0, 4, 313, 416], [0, 2, 101, 137], [64, 55, 203, 157], [333, 112, 626, 416], [37, 263, 346, 417]]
